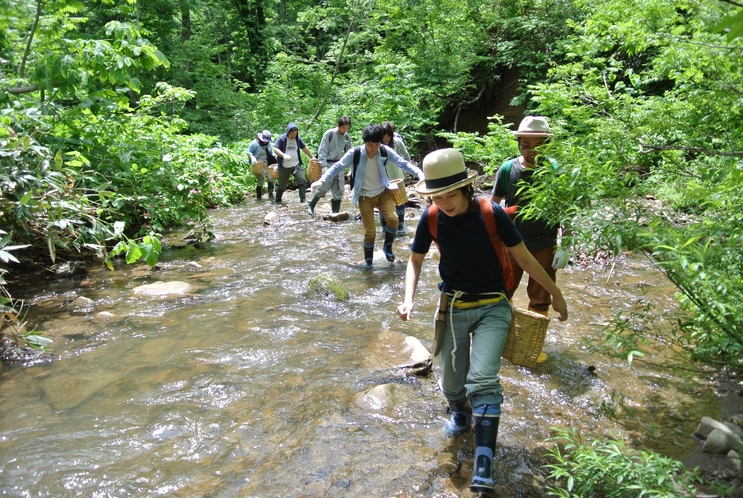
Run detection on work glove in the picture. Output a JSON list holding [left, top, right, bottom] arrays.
[[311, 180, 323, 193], [552, 248, 569, 269]]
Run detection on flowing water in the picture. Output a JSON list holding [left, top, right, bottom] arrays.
[[0, 191, 716, 497]]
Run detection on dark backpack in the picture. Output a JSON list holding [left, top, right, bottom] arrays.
[[427, 197, 517, 291], [498, 158, 517, 205], [499, 157, 558, 206], [348, 146, 387, 190]]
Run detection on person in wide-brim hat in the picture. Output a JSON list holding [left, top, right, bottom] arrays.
[[415, 148, 477, 196], [398, 147, 569, 495], [512, 115, 553, 138]]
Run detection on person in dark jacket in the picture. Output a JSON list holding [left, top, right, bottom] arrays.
[[398, 148, 567, 494], [273, 122, 315, 204]]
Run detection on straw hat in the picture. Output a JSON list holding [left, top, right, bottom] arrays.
[[257, 130, 272, 142], [513, 116, 553, 138], [415, 149, 476, 196]]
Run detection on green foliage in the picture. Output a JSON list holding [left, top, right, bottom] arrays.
[[437, 115, 518, 173], [0, 0, 257, 294], [523, 0, 743, 365], [22, 330, 53, 351], [584, 298, 660, 367], [545, 427, 700, 497]]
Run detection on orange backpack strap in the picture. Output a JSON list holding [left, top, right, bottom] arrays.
[[427, 204, 441, 251], [427, 199, 514, 291], [477, 198, 515, 291]]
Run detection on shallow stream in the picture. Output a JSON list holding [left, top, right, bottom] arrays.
[[0, 190, 718, 496]]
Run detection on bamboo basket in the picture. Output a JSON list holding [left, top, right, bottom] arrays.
[[270, 165, 279, 179], [307, 158, 322, 182], [389, 179, 408, 206], [251, 160, 265, 176], [502, 307, 549, 368]]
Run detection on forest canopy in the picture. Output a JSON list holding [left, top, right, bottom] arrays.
[[1, 0, 743, 367]]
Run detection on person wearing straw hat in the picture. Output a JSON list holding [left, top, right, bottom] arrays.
[[396, 148, 567, 495], [247, 130, 288, 200], [379, 121, 414, 237], [309, 124, 423, 268], [492, 116, 565, 319]]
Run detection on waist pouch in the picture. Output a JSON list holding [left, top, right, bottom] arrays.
[[433, 293, 448, 357]]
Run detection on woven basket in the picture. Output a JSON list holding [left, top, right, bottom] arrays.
[[270, 165, 279, 179], [389, 179, 408, 206], [502, 307, 549, 368], [251, 160, 265, 176], [307, 158, 322, 182]]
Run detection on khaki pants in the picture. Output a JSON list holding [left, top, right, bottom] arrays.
[[358, 190, 398, 244], [507, 246, 557, 312]]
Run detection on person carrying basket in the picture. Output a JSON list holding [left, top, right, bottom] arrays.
[[273, 122, 315, 204], [247, 130, 288, 200], [308, 116, 353, 213], [396, 148, 568, 495]]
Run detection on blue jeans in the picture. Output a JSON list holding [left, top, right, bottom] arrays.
[[438, 300, 512, 409]]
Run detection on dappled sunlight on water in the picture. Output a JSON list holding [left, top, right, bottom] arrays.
[[0, 191, 716, 496]]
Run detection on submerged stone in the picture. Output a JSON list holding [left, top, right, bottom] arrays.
[[131, 281, 193, 297]]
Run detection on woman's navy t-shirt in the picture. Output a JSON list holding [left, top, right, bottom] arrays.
[[411, 198, 523, 297]]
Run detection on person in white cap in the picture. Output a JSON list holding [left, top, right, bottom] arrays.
[[492, 116, 566, 320], [397, 148, 567, 495], [247, 130, 289, 200]]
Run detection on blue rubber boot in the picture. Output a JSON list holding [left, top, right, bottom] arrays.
[[382, 228, 396, 262], [379, 212, 387, 235], [470, 404, 500, 495], [363, 243, 374, 268], [443, 399, 472, 437]]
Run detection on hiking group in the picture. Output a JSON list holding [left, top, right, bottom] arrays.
[[250, 115, 571, 495]]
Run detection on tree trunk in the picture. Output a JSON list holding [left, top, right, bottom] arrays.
[[20, 0, 44, 78], [310, 10, 355, 124]]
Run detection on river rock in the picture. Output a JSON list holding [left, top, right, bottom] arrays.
[[53, 261, 87, 278], [354, 383, 400, 412], [93, 311, 117, 322], [729, 450, 742, 474], [72, 296, 94, 312], [264, 212, 280, 226], [131, 281, 193, 297], [694, 416, 743, 440], [365, 330, 432, 376], [694, 416, 743, 458], [321, 212, 350, 222], [401, 336, 432, 376]]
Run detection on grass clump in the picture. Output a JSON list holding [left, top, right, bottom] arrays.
[[308, 274, 349, 301]]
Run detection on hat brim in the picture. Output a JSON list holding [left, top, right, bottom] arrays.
[[513, 131, 554, 138], [415, 170, 477, 196]]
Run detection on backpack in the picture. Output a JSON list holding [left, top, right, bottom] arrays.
[[499, 157, 558, 205], [497, 158, 519, 206], [348, 146, 388, 190], [427, 197, 516, 291]]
